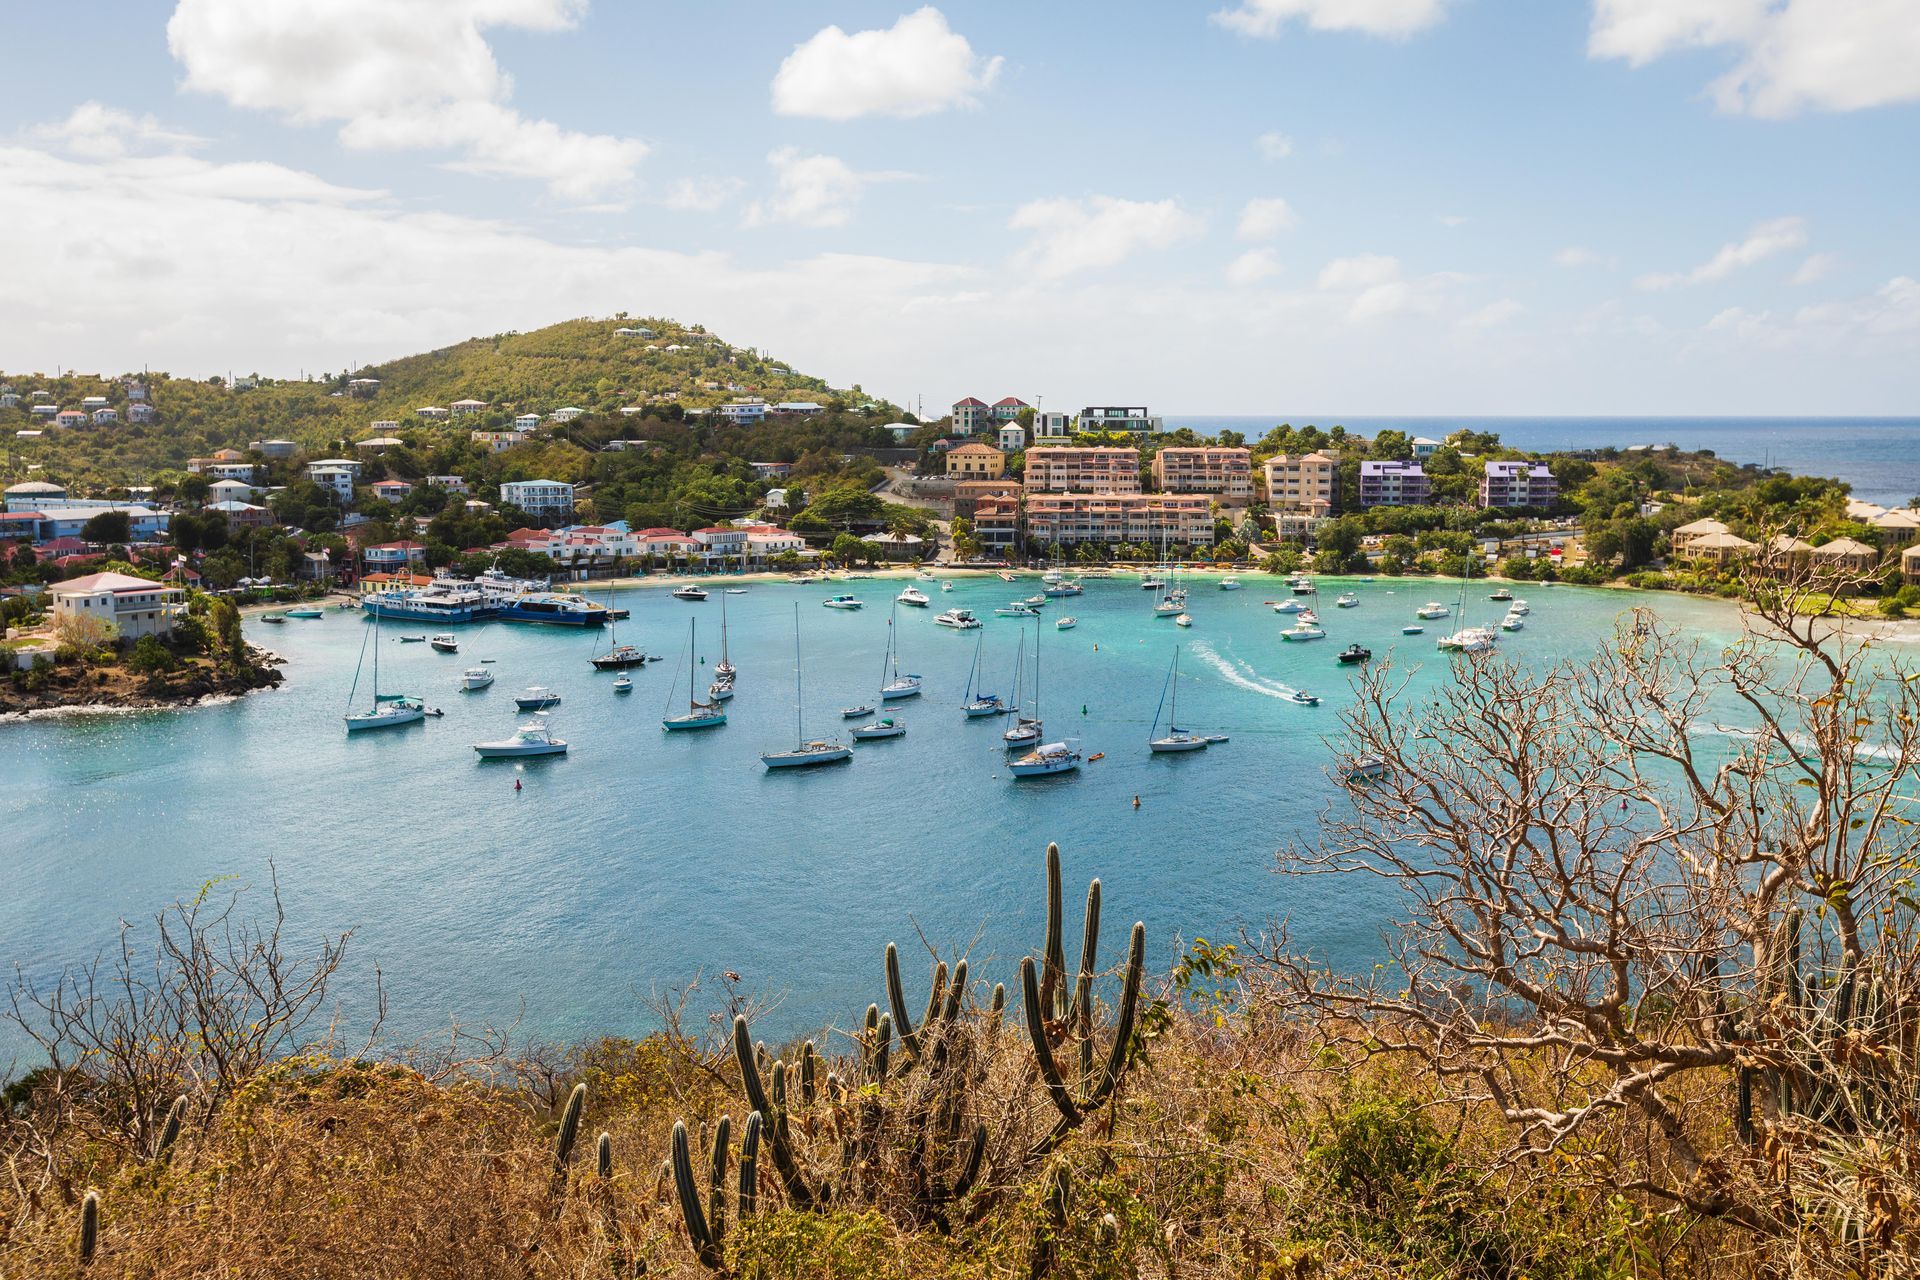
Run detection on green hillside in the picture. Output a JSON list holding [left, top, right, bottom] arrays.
[[0, 315, 895, 489]]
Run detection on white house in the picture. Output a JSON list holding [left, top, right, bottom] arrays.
[[427, 474, 469, 494], [308, 458, 361, 503], [1411, 436, 1442, 459], [614, 326, 654, 338], [513, 413, 542, 431], [500, 479, 575, 519], [80, 396, 109, 411], [55, 410, 88, 428], [415, 405, 450, 419], [91, 407, 119, 425], [691, 526, 750, 561], [550, 407, 585, 423], [207, 462, 260, 483], [998, 424, 1027, 452], [127, 402, 157, 424], [772, 401, 825, 417], [207, 479, 259, 503], [450, 398, 488, 415], [719, 398, 768, 425], [1033, 412, 1072, 441], [48, 571, 183, 640], [370, 478, 414, 502]]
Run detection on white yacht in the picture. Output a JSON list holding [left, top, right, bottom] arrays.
[[877, 603, 921, 700], [995, 602, 1040, 618], [851, 715, 907, 741], [473, 717, 567, 758], [1056, 615, 1077, 631], [821, 594, 863, 610], [344, 606, 425, 732], [1010, 738, 1082, 777], [1500, 612, 1526, 632], [460, 667, 494, 691], [897, 585, 931, 607], [1437, 626, 1498, 653], [933, 607, 981, 629], [1272, 599, 1305, 614], [1280, 621, 1327, 642], [429, 633, 459, 653], [1149, 649, 1209, 753], [762, 603, 850, 768], [1334, 593, 1359, 608], [672, 585, 709, 601], [1508, 599, 1531, 615], [515, 686, 562, 710], [1218, 576, 1242, 591], [1174, 613, 1192, 627], [1416, 602, 1451, 619]]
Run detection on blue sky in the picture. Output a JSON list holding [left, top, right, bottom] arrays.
[[1, 1, 1916, 415]]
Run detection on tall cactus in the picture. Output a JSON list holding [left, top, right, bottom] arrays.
[[553, 1082, 587, 1175], [152, 1095, 187, 1164], [673, 1114, 761, 1272], [79, 1188, 100, 1267], [732, 1015, 815, 1210]]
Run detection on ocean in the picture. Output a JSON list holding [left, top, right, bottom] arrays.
[[1171, 416, 1920, 508], [0, 575, 1796, 1062]]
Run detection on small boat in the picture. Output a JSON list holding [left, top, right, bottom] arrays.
[[998, 570, 1018, 582], [822, 594, 863, 610], [1288, 690, 1321, 707], [918, 571, 937, 581], [1023, 594, 1049, 609], [613, 675, 633, 694], [851, 716, 907, 741], [1338, 644, 1371, 665], [1437, 627, 1499, 653], [897, 585, 931, 607], [1402, 625, 1425, 635], [933, 608, 981, 629], [1149, 649, 1210, 753], [1297, 609, 1320, 626], [1290, 579, 1316, 596], [397, 635, 427, 644], [1489, 588, 1514, 602], [430, 633, 459, 653], [708, 678, 735, 702], [940, 581, 953, 593], [961, 629, 1006, 717], [877, 603, 921, 699], [725, 588, 749, 595], [1152, 597, 1181, 617], [1043, 580, 1083, 597], [515, 686, 562, 710], [1280, 622, 1326, 642], [672, 585, 709, 602], [1140, 576, 1165, 591], [1345, 755, 1388, 782], [260, 613, 286, 624], [1202, 735, 1230, 744], [1088, 751, 1107, 761], [1010, 739, 1082, 777], [995, 603, 1039, 618], [286, 608, 323, 619], [1272, 599, 1304, 614], [1335, 593, 1359, 608], [592, 644, 648, 671], [1174, 613, 1192, 627], [1416, 602, 1451, 619], [1056, 616, 1077, 631], [1218, 576, 1242, 591], [663, 619, 727, 730], [1508, 599, 1531, 615], [345, 608, 424, 731], [460, 667, 495, 690], [842, 704, 874, 718], [473, 717, 568, 758], [1501, 613, 1526, 632]]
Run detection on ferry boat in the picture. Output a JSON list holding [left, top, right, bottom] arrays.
[[473, 718, 567, 758], [497, 592, 609, 627], [359, 581, 490, 623], [933, 608, 982, 630]]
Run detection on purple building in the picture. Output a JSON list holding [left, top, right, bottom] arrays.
[[1479, 460, 1558, 508], [1358, 460, 1431, 507]]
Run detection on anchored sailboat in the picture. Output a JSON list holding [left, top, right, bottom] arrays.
[[345, 602, 425, 731], [761, 604, 851, 768], [879, 603, 921, 699], [709, 591, 736, 700], [961, 627, 1005, 717], [1148, 646, 1208, 753], [1009, 615, 1080, 777], [1002, 625, 1041, 748], [663, 619, 727, 731]]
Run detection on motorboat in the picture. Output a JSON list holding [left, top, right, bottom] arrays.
[[1288, 690, 1321, 707], [1345, 755, 1388, 782], [261, 613, 286, 624], [1009, 738, 1082, 777], [1335, 593, 1359, 608], [708, 677, 735, 702], [850, 716, 907, 741], [1272, 599, 1304, 614], [286, 608, 323, 619], [1338, 644, 1372, 665], [1437, 627, 1498, 653], [1022, 594, 1049, 609], [672, 585, 709, 601], [1489, 587, 1514, 602], [1056, 616, 1077, 630], [1289, 579, 1316, 596], [822, 594, 863, 610], [1416, 602, 1451, 619], [515, 686, 562, 710], [613, 675, 633, 694], [998, 570, 1018, 582], [1174, 613, 1192, 627], [429, 633, 459, 653], [473, 718, 568, 758], [397, 635, 427, 643], [1280, 622, 1327, 642], [1402, 625, 1425, 635], [933, 608, 981, 629], [460, 667, 495, 690], [842, 704, 874, 718], [1218, 576, 1242, 591], [1042, 580, 1084, 597], [996, 603, 1040, 618], [591, 644, 648, 671], [918, 570, 937, 581], [1140, 576, 1164, 591], [940, 581, 953, 593], [897, 585, 932, 607], [1501, 612, 1526, 632], [1508, 599, 1531, 615], [725, 588, 749, 595]]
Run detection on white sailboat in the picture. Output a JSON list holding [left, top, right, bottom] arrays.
[[663, 619, 727, 731], [345, 604, 425, 731], [1009, 619, 1080, 777], [592, 584, 646, 670], [878, 604, 921, 699], [961, 627, 1006, 717], [761, 604, 851, 768], [1002, 626, 1041, 748], [1149, 647, 1209, 753], [708, 591, 736, 701]]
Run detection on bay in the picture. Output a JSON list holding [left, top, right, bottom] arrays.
[[0, 577, 1765, 1059]]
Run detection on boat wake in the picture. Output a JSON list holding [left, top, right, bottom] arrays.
[[1188, 640, 1298, 700]]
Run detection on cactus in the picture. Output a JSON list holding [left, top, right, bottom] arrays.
[[152, 1094, 187, 1164], [596, 1131, 613, 1180], [673, 1113, 762, 1272], [79, 1188, 100, 1267], [554, 1082, 587, 1175], [732, 1015, 816, 1210]]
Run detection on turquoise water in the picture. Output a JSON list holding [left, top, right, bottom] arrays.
[[1, 576, 1754, 1060]]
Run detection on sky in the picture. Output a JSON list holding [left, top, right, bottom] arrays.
[[0, 0, 1916, 416]]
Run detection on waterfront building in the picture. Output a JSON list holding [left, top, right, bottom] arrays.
[[48, 571, 183, 639], [1023, 493, 1215, 548], [1479, 460, 1558, 509], [500, 480, 575, 519], [1152, 446, 1252, 502], [1358, 460, 1431, 507], [1262, 452, 1336, 515], [1674, 530, 1756, 566], [362, 540, 428, 572], [1076, 406, 1161, 436], [1813, 537, 1881, 574], [1023, 446, 1141, 494], [692, 526, 750, 563], [946, 442, 1006, 480], [952, 479, 1018, 519]]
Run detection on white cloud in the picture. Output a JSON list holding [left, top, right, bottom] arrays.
[[1462, 298, 1524, 328], [164, 0, 647, 197], [1236, 197, 1298, 241], [27, 101, 207, 160], [659, 176, 746, 213], [745, 148, 908, 228], [1226, 248, 1284, 286], [1791, 251, 1839, 284], [1634, 215, 1807, 290], [1317, 253, 1402, 291], [772, 7, 1002, 121], [1255, 130, 1294, 160], [1589, 0, 1920, 117], [1436, 213, 1469, 228], [1554, 245, 1603, 267], [1316, 253, 1465, 323], [1008, 196, 1203, 280], [1213, 0, 1452, 39]]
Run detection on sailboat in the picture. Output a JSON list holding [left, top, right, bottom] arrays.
[[1002, 627, 1041, 748], [708, 591, 736, 701], [663, 619, 727, 730], [345, 603, 425, 731], [591, 584, 646, 669], [761, 604, 851, 768], [1148, 647, 1208, 753], [1009, 618, 1080, 777], [1437, 557, 1498, 653], [961, 628, 1006, 717], [879, 604, 921, 699]]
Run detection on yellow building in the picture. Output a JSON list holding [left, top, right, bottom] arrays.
[[945, 442, 1006, 480]]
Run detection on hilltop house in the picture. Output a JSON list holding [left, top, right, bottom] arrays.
[[127, 402, 157, 424], [998, 424, 1027, 452], [500, 480, 575, 519], [451, 399, 488, 416], [347, 377, 381, 397], [550, 407, 585, 423], [55, 410, 88, 428], [48, 571, 183, 640], [950, 397, 989, 436], [513, 413, 542, 431], [991, 397, 1029, 422], [92, 406, 118, 425], [370, 479, 414, 502]]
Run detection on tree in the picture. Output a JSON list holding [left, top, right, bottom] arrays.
[[82, 511, 133, 545], [1268, 575, 1920, 1244], [209, 597, 245, 668], [126, 634, 176, 676], [201, 549, 246, 589], [52, 609, 117, 652], [1367, 430, 1412, 461]]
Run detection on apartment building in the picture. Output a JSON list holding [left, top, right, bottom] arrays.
[[1151, 446, 1252, 502], [1077, 406, 1162, 435], [944, 442, 1006, 479], [1022, 446, 1141, 494], [1479, 460, 1559, 509], [1024, 493, 1215, 547], [1358, 460, 1432, 507]]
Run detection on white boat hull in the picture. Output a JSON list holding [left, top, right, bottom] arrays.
[[663, 713, 726, 730], [761, 746, 852, 768], [1150, 736, 1208, 753], [345, 707, 425, 731], [473, 741, 566, 757], [851, 723, 907, 740]]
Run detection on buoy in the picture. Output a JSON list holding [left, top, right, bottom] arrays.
[[1093, 643, 1098, 652], [514, 778, 522, 792], [1082, 704, 1088, 715], [1132, 794, 1141, 809]]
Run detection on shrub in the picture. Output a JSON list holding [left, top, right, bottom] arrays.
[[126, 634, 177, 676]]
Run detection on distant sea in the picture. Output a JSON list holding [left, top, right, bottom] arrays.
[[1172, 416, 1920, 508]]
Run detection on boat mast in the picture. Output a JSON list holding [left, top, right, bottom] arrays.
[[791, 602, 804, 746], [1169, 645, 1179, 729]]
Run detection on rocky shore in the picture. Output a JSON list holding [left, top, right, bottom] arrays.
[[0, 647, 283, 717]]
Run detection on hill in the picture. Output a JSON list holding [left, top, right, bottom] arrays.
[[0, 315, 898, 489]]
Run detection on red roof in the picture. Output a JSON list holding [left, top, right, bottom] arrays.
[[632, 527, 688, 538], [54, 570, 168, 594], [506, 527, 545, 541], [40, 537, 89, 554], [366, 540, 426, 551], [694, 526, 742, 535], [371, 479, 412, 488], [992, 397, 1029, 408], [952, 397, 987, 408]]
